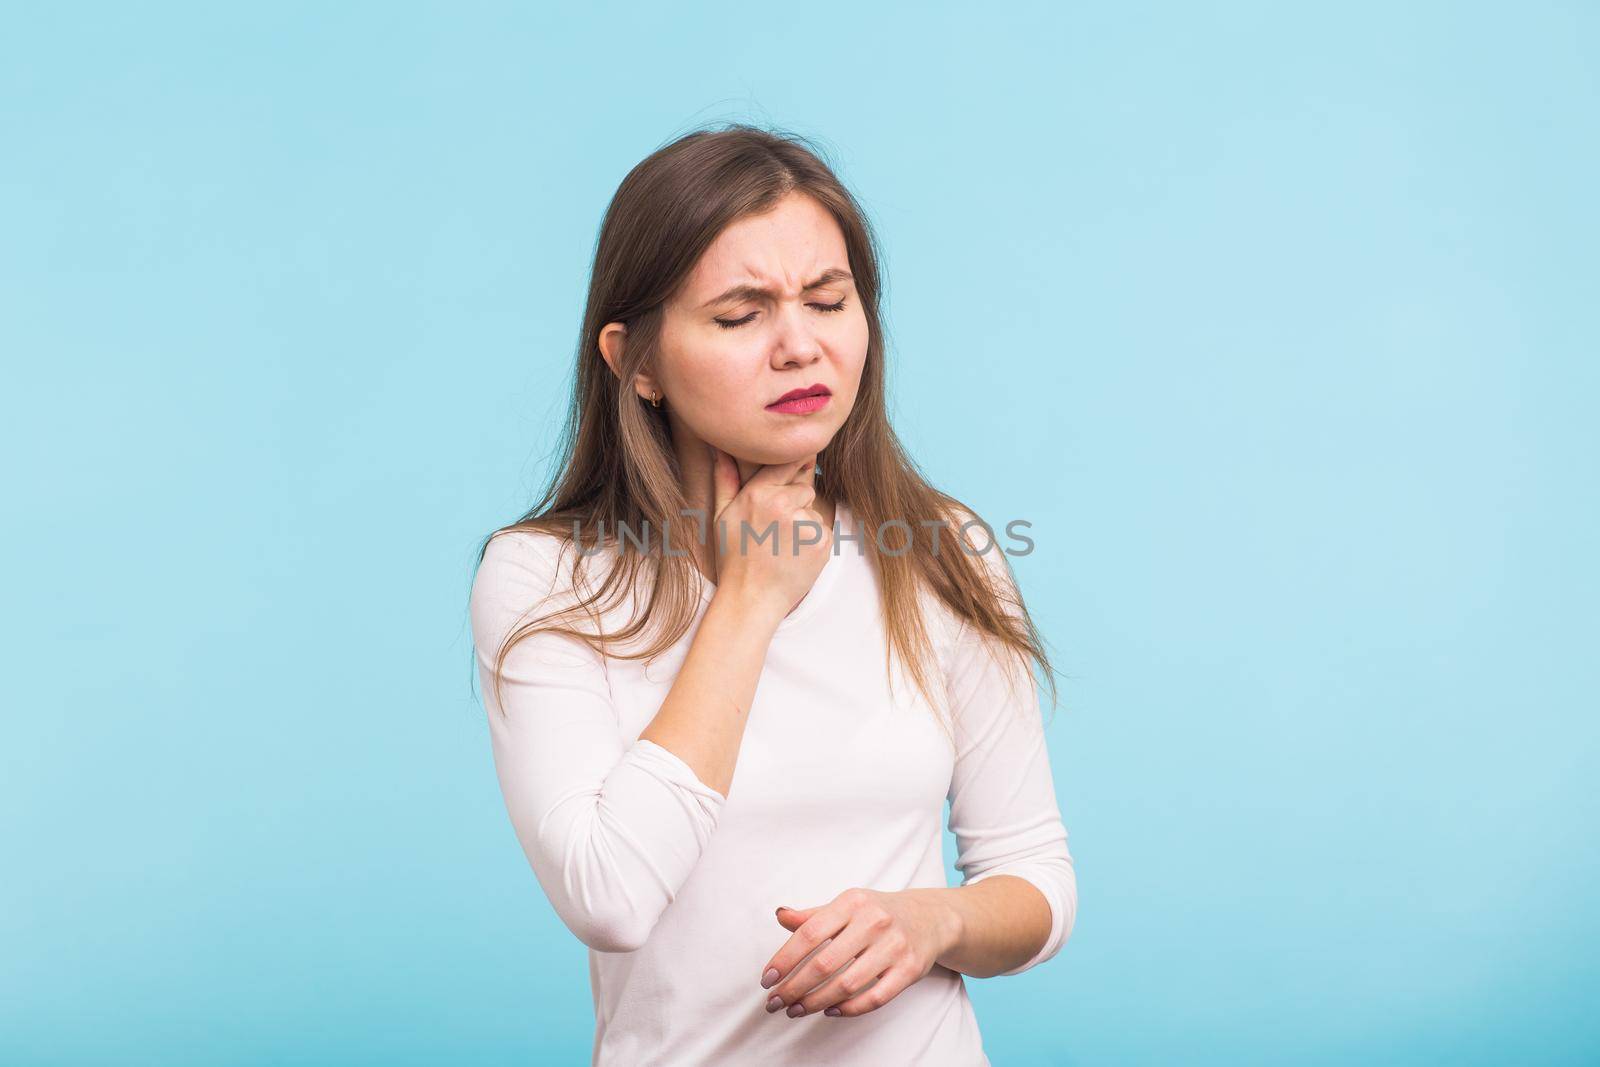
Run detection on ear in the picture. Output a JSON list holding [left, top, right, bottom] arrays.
[[598, 321, 660, 403], [596, 321, 628, 382], [631, 370, 661, 403]]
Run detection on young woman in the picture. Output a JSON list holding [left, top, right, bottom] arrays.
[[469, 124, 1077, 1065]]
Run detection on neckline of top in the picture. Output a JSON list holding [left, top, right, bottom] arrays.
[[696, 500, 855, 632]]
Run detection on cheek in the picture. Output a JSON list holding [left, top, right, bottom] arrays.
[[671, 342, 757, 403], [836, 315, 870, 381]]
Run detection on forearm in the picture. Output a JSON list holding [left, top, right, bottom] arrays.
[[932, 876, 1052, 978], [637, 590, 782, 798]]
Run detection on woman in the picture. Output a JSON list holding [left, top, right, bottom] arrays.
[[469, 124, 1077, 1065]]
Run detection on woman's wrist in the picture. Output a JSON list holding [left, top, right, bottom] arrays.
[[708, 580, 789, 632], [933, 890, 966, 962]]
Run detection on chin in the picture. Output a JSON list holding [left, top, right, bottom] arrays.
[[717, 420, 840, 467]]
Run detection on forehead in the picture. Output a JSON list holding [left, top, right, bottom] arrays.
[[684, 193, 849, 293]]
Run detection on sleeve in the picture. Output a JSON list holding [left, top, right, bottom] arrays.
[[943, 543, 1078, 977], [469, 530, 728, 954]]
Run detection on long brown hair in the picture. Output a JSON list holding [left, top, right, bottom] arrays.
[[473, 122, 1060, 746]]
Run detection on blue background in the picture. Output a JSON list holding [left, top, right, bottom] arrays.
[[5, 2, 1596, 1064]]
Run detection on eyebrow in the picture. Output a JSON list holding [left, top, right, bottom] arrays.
[[699, 268, 854, 310]]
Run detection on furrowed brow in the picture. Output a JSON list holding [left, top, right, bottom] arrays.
[[700, 268, 853, 309]]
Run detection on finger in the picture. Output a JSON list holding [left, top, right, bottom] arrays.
[[782, 504, 829, 558], [709, 445, 738, 521], [707, 447, 742, 560], [761, 904, 851, 1001], [792, 499, 831, 543], [774, 482, 817, 516], [782, 453, 820, 485], [825, 961, 915, 1018], [745, 455, 812, 489], [796, 941, 898, 1017], [770, 916, 876, 1010]]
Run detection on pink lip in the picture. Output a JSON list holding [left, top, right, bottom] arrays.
[[767, 383, 832, 414]]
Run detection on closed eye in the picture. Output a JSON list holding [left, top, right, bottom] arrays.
[[714, 299, 848, 330]]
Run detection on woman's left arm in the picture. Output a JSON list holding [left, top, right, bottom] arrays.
[[934, 588, 1081, 979], [933, 586, 1078, 979], [758, 550, 1077, 1018], [933, 874, 1058, 978]]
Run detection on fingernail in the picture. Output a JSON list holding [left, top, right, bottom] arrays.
[[787, 1003, 806, 1017], [761, 968, 779, 988], [766, 995, 783, 1013], [825, 1007, 842, 1017]]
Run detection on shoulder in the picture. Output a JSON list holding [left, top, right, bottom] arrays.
[[936, 500, 1020, 598], [476, 525, 568, 590], [904, 501, 1007, 657], [481, 523, 572, 568], [930, 500, 1033, 674], [470, 524, 597, 635]]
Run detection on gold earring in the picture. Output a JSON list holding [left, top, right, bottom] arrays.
[[649, 391, 661, 408]]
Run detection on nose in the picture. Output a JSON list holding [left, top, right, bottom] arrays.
[[770, 301, 824, 369]]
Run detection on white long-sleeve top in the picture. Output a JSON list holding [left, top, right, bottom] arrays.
[[469, 501, 1077, 1066]]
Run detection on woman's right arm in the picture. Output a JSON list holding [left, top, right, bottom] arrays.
[[471, 453, 822, 953], [636, 450, 827, 796], [469, 529, 786, 954], [634, 586, 784, 796]]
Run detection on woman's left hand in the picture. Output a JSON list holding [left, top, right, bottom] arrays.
[[759, 887, 961, 1019]]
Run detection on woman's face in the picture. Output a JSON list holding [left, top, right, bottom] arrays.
[[642, 191, 869, 468]]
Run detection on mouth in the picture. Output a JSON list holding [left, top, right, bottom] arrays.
[[767, 383, 832, 409]]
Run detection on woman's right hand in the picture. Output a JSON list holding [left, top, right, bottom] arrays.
[[706, 446, 833, 625]]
